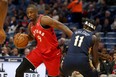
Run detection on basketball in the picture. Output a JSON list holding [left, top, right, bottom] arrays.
[[14, 33, 29, 48]]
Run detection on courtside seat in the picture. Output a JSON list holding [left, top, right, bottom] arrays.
[[100, 32, 116, 51]]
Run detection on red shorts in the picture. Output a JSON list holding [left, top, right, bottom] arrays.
[[26, 47, 61, 76]]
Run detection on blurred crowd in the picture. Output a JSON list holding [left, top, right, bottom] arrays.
[[0, 0, 116, 76]]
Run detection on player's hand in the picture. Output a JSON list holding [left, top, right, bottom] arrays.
[[106, 54, 112, 61], [103, 54, 112, 61], [99, 53, 112, 61]]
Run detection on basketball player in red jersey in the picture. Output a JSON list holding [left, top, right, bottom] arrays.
[[15, 4, 73, 77], [0, 0, 8, 44]]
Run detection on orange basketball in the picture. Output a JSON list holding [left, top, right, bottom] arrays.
[[14, 33, 29, 48]]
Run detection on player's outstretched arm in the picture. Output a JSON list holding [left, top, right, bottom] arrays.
[[40, 16, 73, 38], [0, 0, 8, 28]]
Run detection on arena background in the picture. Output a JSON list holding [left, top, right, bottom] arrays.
[[0, 0, 116, 77]]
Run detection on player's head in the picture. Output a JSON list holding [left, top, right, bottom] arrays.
[[26, 4, 38, 21], [82, 18, 96, 32]]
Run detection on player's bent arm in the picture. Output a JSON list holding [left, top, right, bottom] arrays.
[[41, 16, 73, 38], [91, 35, 99, 69], [95, 32, 112, 60], [27, 23, 34, 41], [0, 0, 8, 28]]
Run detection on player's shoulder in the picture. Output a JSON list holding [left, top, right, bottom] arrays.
[[92, 35, 97, 39], [40, 15, 53, 25], [41, 15, 51, 20], [92, 34, 99, 43], [93, 32, 100, 41]]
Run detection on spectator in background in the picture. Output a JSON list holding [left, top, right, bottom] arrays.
[[99, 48, 112, 76], [52, 9, 59, 21], [0, 47, 9, 57], [18, 8, 26, 19], [111, 51, 116, 75], [95, 17, 102, 32], [44, 4, 51, 15], [101, 10, 112, 25], [24, 48, 30, 56], [6, 36, 15, 49], [3, 16, 11, 31], [12, 8, 18, 19], [21, 15, 29, 28], [8, 16, 18, 37], [18, 0, 28, 11], [7, 46, 12, 56], [98, 0, 108, 16], [87, 3, 96, 19], [101, 18, 112, 34], [67, 0, 82, 26], [37, 0, 45, 14], [104, 11, 112, 24], [111, 17, 116, 32], [8, 0, 16, 16], [11, 48, 20, 57], [109, 45, 116, 57]]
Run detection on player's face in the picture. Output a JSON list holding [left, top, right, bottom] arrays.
[[26, 7, 37, 21]]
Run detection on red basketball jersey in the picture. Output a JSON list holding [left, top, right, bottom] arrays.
[[30, 15, 61, 58]]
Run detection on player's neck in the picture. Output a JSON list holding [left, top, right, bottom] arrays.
[[32, 16, 39, 25], [83, 28, 91, 32]]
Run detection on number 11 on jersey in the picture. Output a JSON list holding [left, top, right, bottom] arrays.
[[74, 35, 84, 47]]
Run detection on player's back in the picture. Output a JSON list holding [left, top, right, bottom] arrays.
[[67, 29, 93, 56]]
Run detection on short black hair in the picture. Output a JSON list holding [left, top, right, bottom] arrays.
[[27, 4, 38, 11]]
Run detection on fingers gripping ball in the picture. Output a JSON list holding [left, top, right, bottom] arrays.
[[0, 29, 6, 44], [14, 33, 29, 48]]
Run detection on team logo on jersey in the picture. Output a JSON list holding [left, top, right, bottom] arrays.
[[33, 29, 45, 42], [33, 30, 45, 36]]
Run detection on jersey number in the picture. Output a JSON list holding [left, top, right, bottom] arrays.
[[74, 35, 84, 47]]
